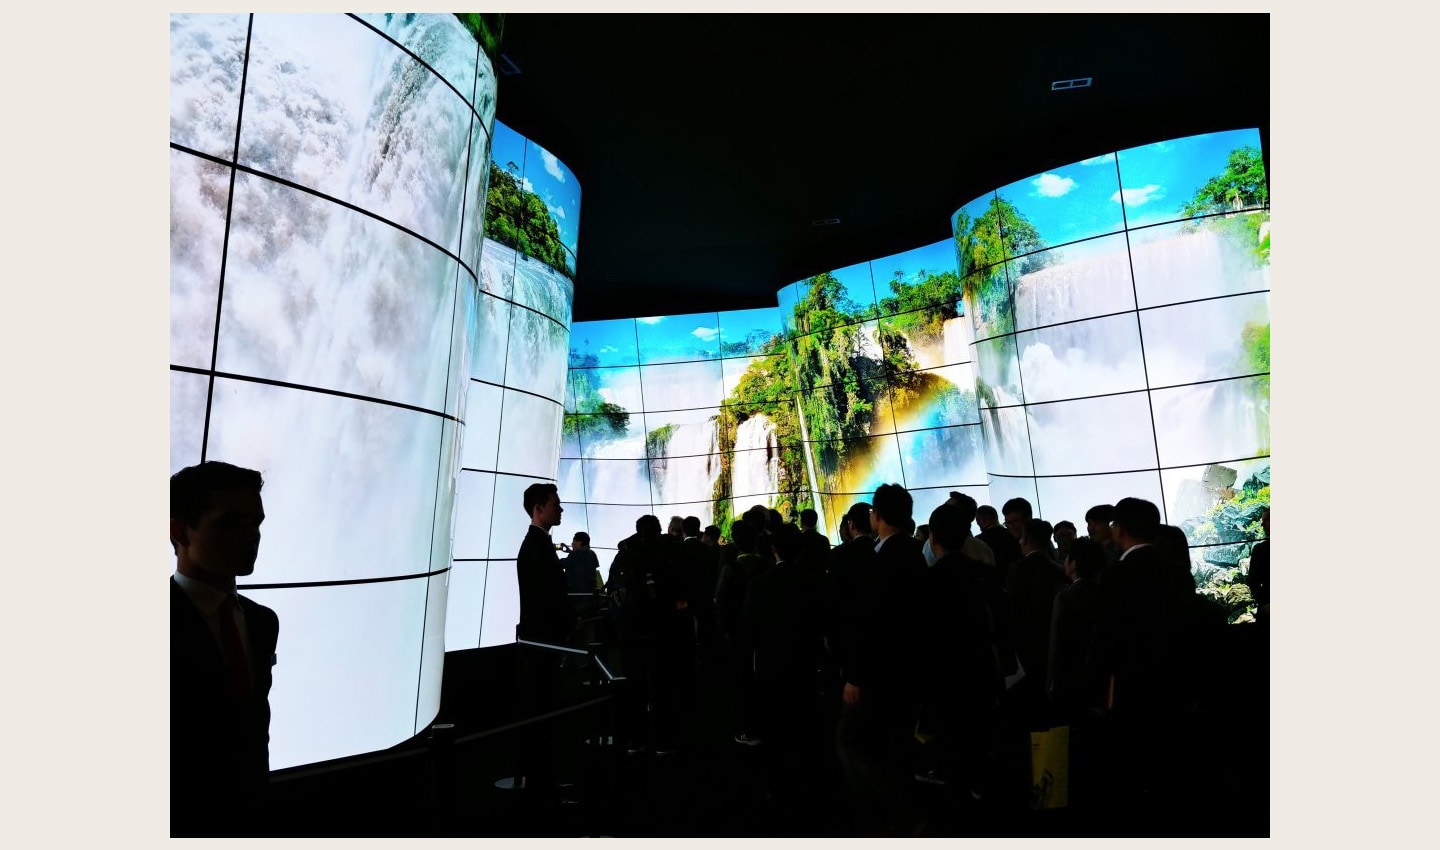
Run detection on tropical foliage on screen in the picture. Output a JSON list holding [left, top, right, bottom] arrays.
[[484, 161, 573, 279]]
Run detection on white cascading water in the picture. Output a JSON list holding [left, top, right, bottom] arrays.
[[651, 419, 722, 505], [583, 429, 652, 505], [1012, 244, 1137, 330], [731, 414, 780, 508]]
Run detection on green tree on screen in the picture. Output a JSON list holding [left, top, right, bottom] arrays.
[[484, 162, 572, 278], [1181, 146, 1268, 217]]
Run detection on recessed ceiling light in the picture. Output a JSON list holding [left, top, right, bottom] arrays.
[[1051, 77, 1092, 91], [812, 218, 842, 227]]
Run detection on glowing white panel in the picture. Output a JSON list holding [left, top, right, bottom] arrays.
[[479, 561, 521, 648], [415, 571, 449, 733], [170, 371, 209, 475], [496, 391, 563, 480], [1027, 392, 1159, 477], [219, 173, 459, 413], [206, 378, 443, 583], [1129, 214, 1271, 308], [445, 561, 486, 651], [244, 578, 428, 770], [452, 470, 495, 560], [170, 151, 229, 369], [1033, 470, 1165, 530], [505, 306, 570, 403], [169, 13, 248, 158], [471, 290, 512, 385], [1015, 312, 1147, 404], [1140, 292, 1270, 387], [1151, 377, 1270, 469], [461, 381, 503, 471]]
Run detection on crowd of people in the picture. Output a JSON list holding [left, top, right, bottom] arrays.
[[525, 482, 1270, 833]]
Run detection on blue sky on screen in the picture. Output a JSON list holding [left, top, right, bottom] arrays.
[[636, 310, 723, 364], [995, 152, 1125, 250], [490, 120, 526, 181], [825, 261, 878, 316], [872, 238, 959, 293], [523, 137, 582, 258], [569, 318, 638, 367], [776, 282, 801, 334], [1115, 127, 1264, 228], [718, 306, 784, 355]]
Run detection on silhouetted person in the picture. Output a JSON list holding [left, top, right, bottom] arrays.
[[170, 461, 278, 837], [947, 491, 996, 568], [1085, 503, 1122, 569], [798, 506, 832, 572], [1001, 496, 1034, 543], [976, 504, 1021, 570], [608, 514, 680, 753], [562, 531, 601, 594], [824, 501, 875, 709], [1052, 520, 1077, 567], [1047, 536, 1106, 719], [680, 515, 721, 672], [514, 482, 579, 792], [717, 519, 768, 744], [1005, 518, 1067, 727]]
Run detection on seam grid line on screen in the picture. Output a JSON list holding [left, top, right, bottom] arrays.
[[461, 467, 558, 481], [238, 567, 449, 591], [470, 376, 565, 408], [981, 450, 1270, 480], [478, 233, 523, 649], [170, 143, 482, 291], [346, 13, 493, 149], [967, 373, 1273, 414], [199, 14, 255, 465], [1003, 255, 1043, 511], [170, 365, 464, 424], [631, 318, 659, 517], [962, 288, 1271, 348], [1115, 151, 1171, 526]]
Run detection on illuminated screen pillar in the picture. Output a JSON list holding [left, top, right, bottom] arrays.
[[955, 128, 1270, 605], [170, 13, 497, 769]]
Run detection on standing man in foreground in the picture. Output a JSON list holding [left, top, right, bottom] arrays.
[[171, 461, 278, 837]]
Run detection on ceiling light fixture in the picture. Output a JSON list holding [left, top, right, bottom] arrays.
[[812, 217, 842, 227], [1051, 77, 1092, 91]]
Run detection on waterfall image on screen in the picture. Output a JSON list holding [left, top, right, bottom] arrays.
[[171, 12, 499, 769], [954, 127, 1269, 621], [777, 237, 991, 539], [561, 309, 812, 564], [445, 118, 577, 651]]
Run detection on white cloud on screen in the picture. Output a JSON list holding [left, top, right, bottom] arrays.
[[600, 345, 617, 354], [1080, 154, 1113, 166], [637, 316, 664, 325], [541, 149, 565, 182], [691, 327, 719, 341], [550, 204, 567, 220], [520, 177, 534, 193], [1111, 184, 1164, 206], [1033, 173, 1076, 197]]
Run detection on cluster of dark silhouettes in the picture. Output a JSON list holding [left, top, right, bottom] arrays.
[[522, 480, 1270, 835]]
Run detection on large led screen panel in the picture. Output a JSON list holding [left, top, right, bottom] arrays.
[[170, 12, 497, 769], [952, 127, 1270, 620]]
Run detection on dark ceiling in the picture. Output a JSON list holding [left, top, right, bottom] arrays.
[[492, 13, 1269, 323]]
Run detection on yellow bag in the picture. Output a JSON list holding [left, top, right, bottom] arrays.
[[1029, 725, 1070, 809]]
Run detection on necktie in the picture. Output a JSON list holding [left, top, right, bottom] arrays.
[[218, 595, 254, 698]]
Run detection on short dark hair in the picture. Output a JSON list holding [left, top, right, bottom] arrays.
[[636, 514, 663, 537], [523, 482, 558, 516], [1002, 497, 1033, 520], [872, 483, 913, 528], [976, 504, 999, 524], [948, 491, 978, 528], [928, 503, 967, 551], [1084, 504, 1116, 524], [703, 525, 721, 542], [1022, 518, 1053, 549], [668, 515, 685, 534], [572, 531, 590, 546], [1112, 497, 1160, 543], [800, 507, 818, 527], [683, 515, 701, 536], [1066, 536, 1105, 580], [1054, 520, 1076, 534], [171, 461, 264, 528], [1156, 524, 1191, 570], [771, 523, 803, 562], [914, 524, 930, 542], [845, 502, 872, 536]]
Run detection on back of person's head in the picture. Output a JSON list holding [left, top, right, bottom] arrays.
[[872, 483, 913, 530], [770, 523, 803, 563], [171, 461, 264, 527], [1066, 536, 1105, 580], [522, 482, 558, 517], [667, 515, 684, 536], [744, 504, 769, 530], [845, 501, 873, 537], [976, 504, 999, 526], [637, 514, 664, 538], [682, 515, 702, 537], [573, 531, 591, 548], [767, 508, 784, 531], [731, 518, 757, 554], [928, 503, 968, 553], [914, 524, 930, 542], [1022, 518, 1053, 551], [702, 525, 721, 544], [1084, 503, 1116, 526], [800, 507, 818, 529], [1002, 497, 1034, 521], [1156, 524, 1191, 569], [1112, 497, 1160, 543], [948, 492, 978, 529], [1054, 520, 1076, 536]]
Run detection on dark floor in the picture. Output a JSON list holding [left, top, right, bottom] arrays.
[[268, 625, 1269, 837]]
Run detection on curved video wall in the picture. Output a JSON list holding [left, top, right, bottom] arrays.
[[954, 127, 1270, 589], [776, 238, 990, 539], [446, 119, 578, 650], [560, 308, 812, 564], [170, 13, 498, 769]]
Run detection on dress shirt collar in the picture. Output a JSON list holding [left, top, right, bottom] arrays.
[[173, 569, 233, 617], [1120, 542, 1152, 560], [874, 531, 897, 553]]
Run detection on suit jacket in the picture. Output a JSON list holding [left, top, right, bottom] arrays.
[[516, 525, 575, 644], [978, 525, 1022, 571], [170, 577, 278, 836], [824, 534, 875, 685], [741, 559, 821, 682], [853, 533, 926, 702], [1096, 544, 1194, 709], [1047, 578, 1103, 713]]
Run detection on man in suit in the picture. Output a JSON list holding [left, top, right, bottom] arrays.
[[170, 461, 278, 837], [514, 483, 579, 790], [976, 504, 1021, 571]]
